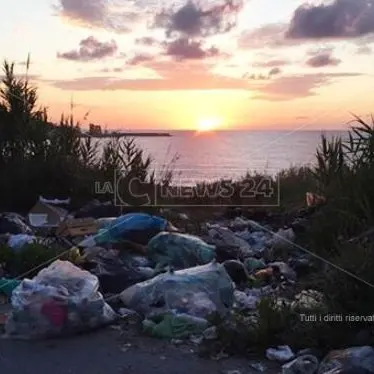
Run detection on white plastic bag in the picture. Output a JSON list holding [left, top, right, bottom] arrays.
[[5, 260, 117, 339]]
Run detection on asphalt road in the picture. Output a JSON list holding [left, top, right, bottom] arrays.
[[0, 328, 279, 374]]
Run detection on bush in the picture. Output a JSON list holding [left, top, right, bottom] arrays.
[[0, 58, 156, 212]]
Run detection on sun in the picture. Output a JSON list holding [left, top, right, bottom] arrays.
[[196, 117, 222, 132]]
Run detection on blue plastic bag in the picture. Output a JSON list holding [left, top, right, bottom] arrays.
[[82, 213, 168, 247]]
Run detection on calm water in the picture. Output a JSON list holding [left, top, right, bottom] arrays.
[[105, 130, 347, 184]]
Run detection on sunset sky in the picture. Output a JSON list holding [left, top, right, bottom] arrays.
[[1, 0, 374, 130]]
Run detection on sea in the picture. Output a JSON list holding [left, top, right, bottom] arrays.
[[104, 130, 348, 184]]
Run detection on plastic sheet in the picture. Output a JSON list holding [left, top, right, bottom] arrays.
[[147, 232, 216, 270], [5, 260, 117, 339], [120, 261, 234, 319]]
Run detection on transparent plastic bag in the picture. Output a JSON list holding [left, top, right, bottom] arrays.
[[120, 261, 234, 319], [5, 260, 117, 339]]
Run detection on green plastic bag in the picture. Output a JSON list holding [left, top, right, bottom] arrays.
[[0, 278, 21, 298], [143, 312, 209, 339]]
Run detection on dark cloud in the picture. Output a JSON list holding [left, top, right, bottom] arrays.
[[135, 36, 159, 46], [243, 67, 282, 81], [356, 45, 372, 54], [287, 0, 374, 40], [57, 36, 118, 61], [306, 51, 341, 68], [56, 0, 138, 33], [127, 54, 154, 65], [243, 73, 269, 81], [99, 67, 124, 73], [269, 67, 281, 76], [252, 59, 290, 68], [153, 0, 244, 38], [164, 38, 220, 60]]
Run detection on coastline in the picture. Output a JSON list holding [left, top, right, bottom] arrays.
[[80, 132, 172, 138]]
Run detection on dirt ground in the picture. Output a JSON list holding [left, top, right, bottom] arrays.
[[0, 327, 280, 374]]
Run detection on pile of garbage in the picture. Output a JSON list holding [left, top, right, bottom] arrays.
[[0, 201, 310, 339], [2, 198, 372, 374]]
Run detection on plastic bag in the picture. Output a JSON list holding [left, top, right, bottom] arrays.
[[266, 345, 295, 362], [143, 312, 209, 339], [120, 261, 234, 319], [318, 346, 374, 374], [5, 260, 117, 339], [8, 234, 37, 251], [147, 232, 216, 270], [91, 251, 154, 294], [271, 228, 296, 251], [208, 225, 253, 257], [81, 213, 168, 247]]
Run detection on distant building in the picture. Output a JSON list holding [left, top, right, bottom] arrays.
[[89, 123, 102, 136]]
